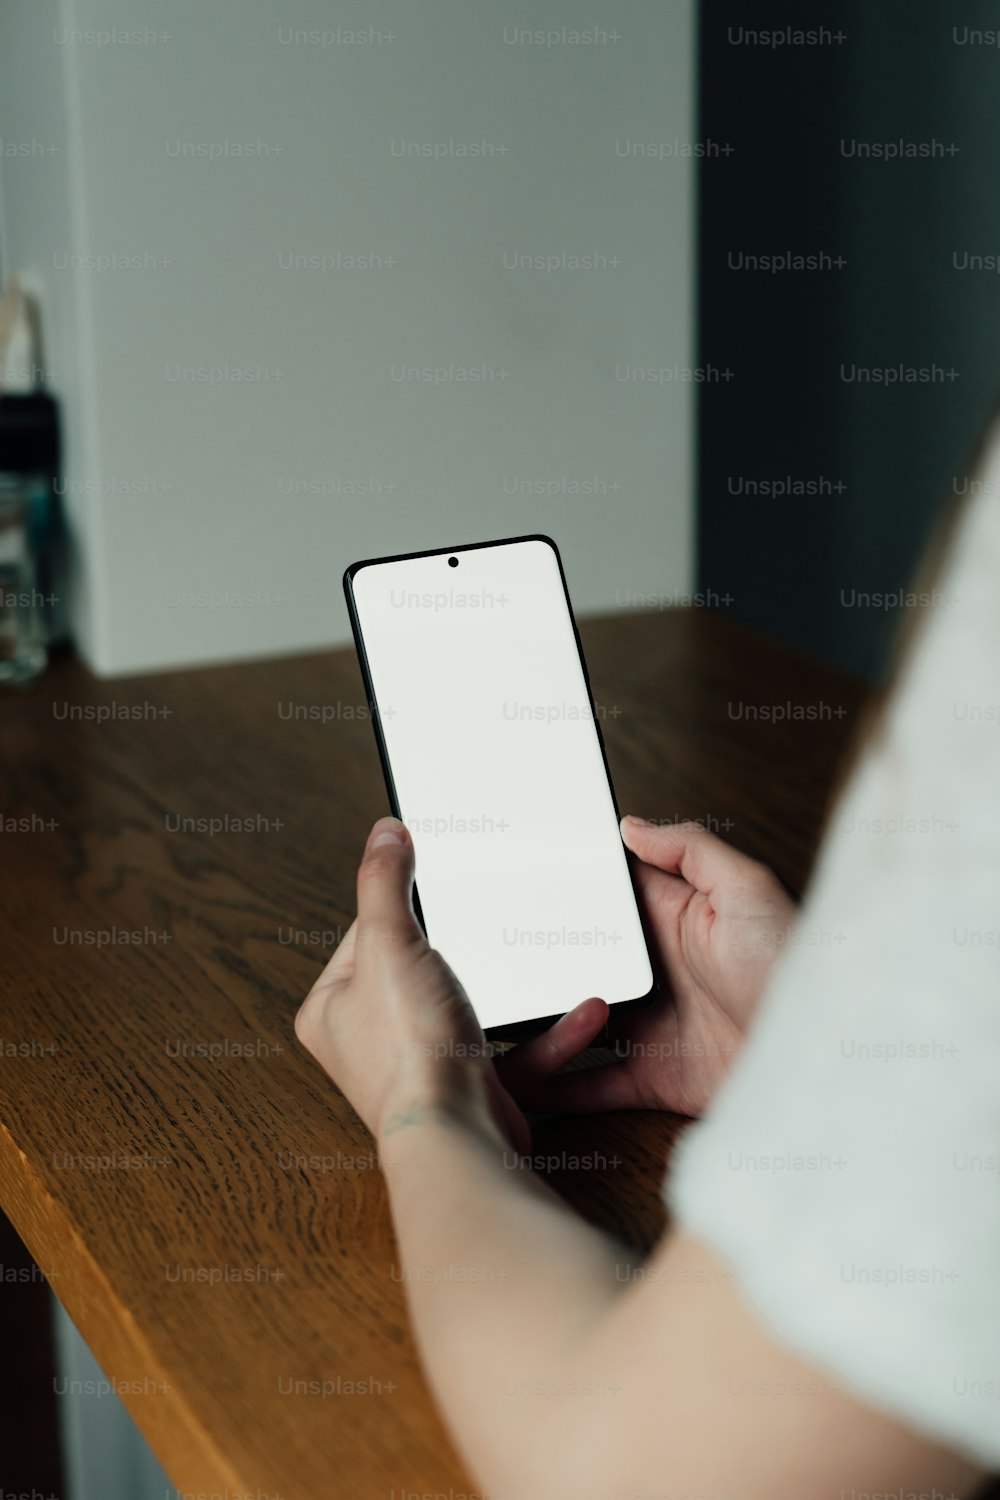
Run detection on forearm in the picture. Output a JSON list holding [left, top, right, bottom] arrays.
[[381, 1114, 986, 1500], [378, 1099, 633, 1493]]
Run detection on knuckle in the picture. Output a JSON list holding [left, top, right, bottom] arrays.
[[356, 916, 393, 950], [293, 1005, 311, 1046], [294, 987, 324, 1045], [293, 1002, 312, 1047]]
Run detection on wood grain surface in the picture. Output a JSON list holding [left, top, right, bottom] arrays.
[[0, 612, 868, 1498]]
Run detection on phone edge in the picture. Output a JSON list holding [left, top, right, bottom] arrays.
[[342, 534, 659, 1039]]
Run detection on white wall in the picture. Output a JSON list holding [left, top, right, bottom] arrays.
[[0, 0, 694, 677], [52, 1295, 175, 1500]]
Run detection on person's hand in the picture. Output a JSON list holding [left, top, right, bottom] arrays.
[[498, 816, 796, 1119], [294, 818, 609, 1154]]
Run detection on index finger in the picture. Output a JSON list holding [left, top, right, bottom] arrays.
[[494, 996, 609, 1093], [620, 815, 765, 898]]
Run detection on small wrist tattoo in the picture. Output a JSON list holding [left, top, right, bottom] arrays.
[[380, 1098, 436, 1137]]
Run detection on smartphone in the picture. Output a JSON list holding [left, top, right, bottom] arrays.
[[344, 534, 655, 1034]]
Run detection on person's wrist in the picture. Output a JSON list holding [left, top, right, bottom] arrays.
[[374, 1051, 496, 1152]]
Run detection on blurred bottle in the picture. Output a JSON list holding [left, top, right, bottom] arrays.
[[0, 281, 60, 684]]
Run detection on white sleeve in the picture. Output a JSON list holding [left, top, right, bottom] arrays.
[[668, 435, 1000, 1470]]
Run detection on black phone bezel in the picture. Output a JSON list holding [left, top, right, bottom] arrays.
[[343, 532, 658, 1040]]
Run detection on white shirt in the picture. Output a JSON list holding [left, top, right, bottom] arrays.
[[669, 429, 1000, 1469]]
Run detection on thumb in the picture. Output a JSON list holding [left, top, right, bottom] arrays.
[[355, 817, 424, 952]]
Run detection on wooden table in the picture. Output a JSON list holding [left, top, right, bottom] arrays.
[[0, 611, 868, 1498]]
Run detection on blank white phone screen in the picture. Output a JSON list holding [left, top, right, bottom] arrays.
[[350, 537, 653, 1030]]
